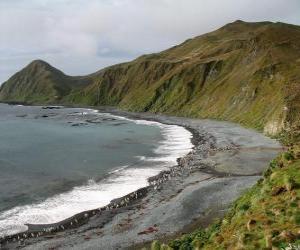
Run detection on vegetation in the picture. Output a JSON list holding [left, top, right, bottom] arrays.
[[1, 20, 300, 136], [1, 20, 300, 249], [148, 148, 300, 249], [0, 60, 91, 104]]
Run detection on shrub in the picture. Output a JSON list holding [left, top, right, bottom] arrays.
[[238, 202, 251, 212], [160, 244, 172, 250], [191, 239, 201, 250], [284, 176, 296, 191], [283, 152, 295, 161], [292, 212, 300, 225], [151, 240, 161, 250]]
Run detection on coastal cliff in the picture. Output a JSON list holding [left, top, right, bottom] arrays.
[[1, 20, 300, 136]]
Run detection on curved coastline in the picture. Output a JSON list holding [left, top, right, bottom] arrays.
[[0, 108, 283, 249], [0, 107, 194, 243]]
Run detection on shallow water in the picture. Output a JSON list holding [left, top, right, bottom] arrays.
[[0, 104, 193, 236]]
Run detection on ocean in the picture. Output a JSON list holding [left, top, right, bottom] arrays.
[[0, 104, 193, 237]]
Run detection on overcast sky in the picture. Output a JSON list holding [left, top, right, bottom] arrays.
[[0, 0, 299, 83]]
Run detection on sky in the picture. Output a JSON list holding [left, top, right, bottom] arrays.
[[0, 0, 299, 83]]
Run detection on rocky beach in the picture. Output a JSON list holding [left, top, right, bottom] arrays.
[[0, 109, 282, 250]]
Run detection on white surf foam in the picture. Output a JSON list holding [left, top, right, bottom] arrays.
[[103, 113, 193, 164], [0, 168, 160, 236], [0, 111, 193, 237]]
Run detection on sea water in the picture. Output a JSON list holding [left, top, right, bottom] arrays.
[[0, 104, 193, 236]]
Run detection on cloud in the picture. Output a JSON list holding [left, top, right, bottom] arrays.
[[0, 0, 299, 83]]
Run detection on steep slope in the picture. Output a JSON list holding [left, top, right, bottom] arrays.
[[0, 60, 91, 104], [150, 148, 300, 250], [1, 20, 300, 135]]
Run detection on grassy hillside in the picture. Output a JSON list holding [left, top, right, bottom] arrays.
[[1, 20, 300, 249], [0, 60, 91, 104], [1, 20, 300, 135], [149, 147, 300, 250]]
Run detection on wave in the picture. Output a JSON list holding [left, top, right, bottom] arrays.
[[102, 113, 193, 164], [0, 110, 193, 237]]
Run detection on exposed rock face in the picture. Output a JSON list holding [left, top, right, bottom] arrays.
[[264, 119, 285, 136], [1, 20, 300, 135]]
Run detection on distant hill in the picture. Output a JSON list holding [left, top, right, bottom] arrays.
[[0, 60, 91, 104], [1, 20, 300, 136]]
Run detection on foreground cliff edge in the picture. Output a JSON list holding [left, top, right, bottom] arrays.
[[0, 20, 300, 249]]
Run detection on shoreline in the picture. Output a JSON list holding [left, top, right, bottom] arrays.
[[0, 105, 283, 249], [0, 106, 196, 245]]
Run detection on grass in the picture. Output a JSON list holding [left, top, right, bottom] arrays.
[[1, 21, 300, 136], [1, 20, 300, 249], [149, 147, 300, 249]]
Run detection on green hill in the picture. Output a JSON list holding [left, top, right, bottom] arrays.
[[1, 20, 300, 136], [0, 60, 91, 104], [1, 20, 300, 249]]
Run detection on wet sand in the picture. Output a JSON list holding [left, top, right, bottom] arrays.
[[0, 110, 282, 250]]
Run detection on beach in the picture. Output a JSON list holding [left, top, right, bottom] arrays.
[[0, 109, 282, 250]]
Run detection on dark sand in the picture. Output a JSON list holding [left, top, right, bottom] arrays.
[[0, 110, 282, 250]]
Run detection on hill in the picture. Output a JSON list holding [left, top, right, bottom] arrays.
[[1, 20, 300, 136], [1, 20, 300, 249], [0, 60, 91, 104]]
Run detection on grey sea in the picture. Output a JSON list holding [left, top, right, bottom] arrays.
[[0, 104, 192, 236]]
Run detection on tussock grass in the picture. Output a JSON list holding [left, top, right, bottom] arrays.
[[149, 149, 300, 249]]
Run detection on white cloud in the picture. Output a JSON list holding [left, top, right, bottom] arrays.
[[0, 0, 299, 83]]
